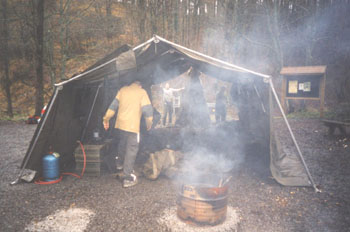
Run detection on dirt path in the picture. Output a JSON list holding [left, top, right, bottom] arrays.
[[0, 119, 349, 231]]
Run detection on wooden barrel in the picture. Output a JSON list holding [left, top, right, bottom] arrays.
[[177, 183, 228, 226]]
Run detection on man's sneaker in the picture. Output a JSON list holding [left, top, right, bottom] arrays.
[[122, 173, 138, 188]]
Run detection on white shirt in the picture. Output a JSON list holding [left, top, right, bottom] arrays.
[[163, 88, 175, 102]]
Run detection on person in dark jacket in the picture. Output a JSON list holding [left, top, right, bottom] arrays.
[[215, 87, 227, 123]]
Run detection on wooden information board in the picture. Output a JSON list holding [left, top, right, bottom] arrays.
[[280, 66, 326, 117]]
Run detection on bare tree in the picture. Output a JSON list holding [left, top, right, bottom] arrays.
[[58, 0, 71, 80], [0, 0, 13, 117], [33, 0, 45, 116]]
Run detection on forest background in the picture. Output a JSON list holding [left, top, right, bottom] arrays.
[[0, 0, 349, 119]]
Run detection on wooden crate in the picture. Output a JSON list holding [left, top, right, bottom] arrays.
[[74, 140, 112, 176]]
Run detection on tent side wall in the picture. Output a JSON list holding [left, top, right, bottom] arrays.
[[22, 85, 89, 172], [21, 45, 132, 173], [20, 87, 60, 170], [270, 129, 311, 186], [228, 77, 270, 148], [269, 88, 311, 186]]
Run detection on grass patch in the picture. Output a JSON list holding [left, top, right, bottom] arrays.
[[286, 108, 337, 119], [287, 110, 321, 119], [0, 112, 28, 122]]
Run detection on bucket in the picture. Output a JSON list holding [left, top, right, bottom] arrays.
[[177, 183, 228, 226], [42, 153, 60, 181]]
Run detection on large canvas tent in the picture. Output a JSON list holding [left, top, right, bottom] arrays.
[[13, 35, 318, 191]]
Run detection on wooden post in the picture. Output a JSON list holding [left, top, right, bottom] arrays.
[[281, 77, 287, 114], [319, 74, 326, 118]]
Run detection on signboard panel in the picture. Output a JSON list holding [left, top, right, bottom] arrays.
[[286, 74, 321, 98], [280, 66, 326, 117]]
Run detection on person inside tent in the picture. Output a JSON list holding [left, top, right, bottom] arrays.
[[162, 83, 184, 126], [103, 80, 153, 188], [215, 87, 227, 123]]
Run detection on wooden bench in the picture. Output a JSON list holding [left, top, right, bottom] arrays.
[[321, 119, 350, 135]]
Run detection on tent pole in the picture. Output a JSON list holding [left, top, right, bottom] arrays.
[[153, 34, 159, 54], [80, 84, 102, 142], [11, 86, 62, 185], [269, 79, 320, 192], [132, 36, 155, 51]]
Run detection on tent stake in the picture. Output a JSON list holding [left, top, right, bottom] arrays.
[[11, 86, 62, 185], [269, 79, 320, 192], [80, 84, 102, 142]]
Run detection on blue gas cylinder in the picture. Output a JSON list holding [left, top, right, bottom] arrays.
[[42, 152, 60, 181]]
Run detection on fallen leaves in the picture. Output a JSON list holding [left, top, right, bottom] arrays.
[[275, 196, 288, 207]]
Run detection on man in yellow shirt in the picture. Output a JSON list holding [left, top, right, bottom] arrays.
[[103, 80, 153, 187]]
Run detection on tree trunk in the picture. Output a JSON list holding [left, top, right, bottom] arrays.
[[34, 0, 44, 116], [105, 0, 112, 42], [1, 0, 13, 118], [181, 2, 186, 44], [194, 0, 202, 49], [137, 0, 147, 41], [266, 0, 284, 70], [59, 0, 68, 80], [173, 0, 178, 43]]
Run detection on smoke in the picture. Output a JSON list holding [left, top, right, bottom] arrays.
[[142, 2, 350, 188], [175, 118, 246, 186], [200, 1, 350, 76], [145, 36, 268, 187]]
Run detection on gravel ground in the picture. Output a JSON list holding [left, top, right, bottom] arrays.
[[0, 119, 349, 232]]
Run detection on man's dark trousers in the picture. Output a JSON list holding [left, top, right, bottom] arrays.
[[163, 101, 173, 125], [107, 129, 139, 176], [117, 129, 139, 176]]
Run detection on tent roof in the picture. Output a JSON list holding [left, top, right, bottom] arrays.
[[55, 35, 270, 87]]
